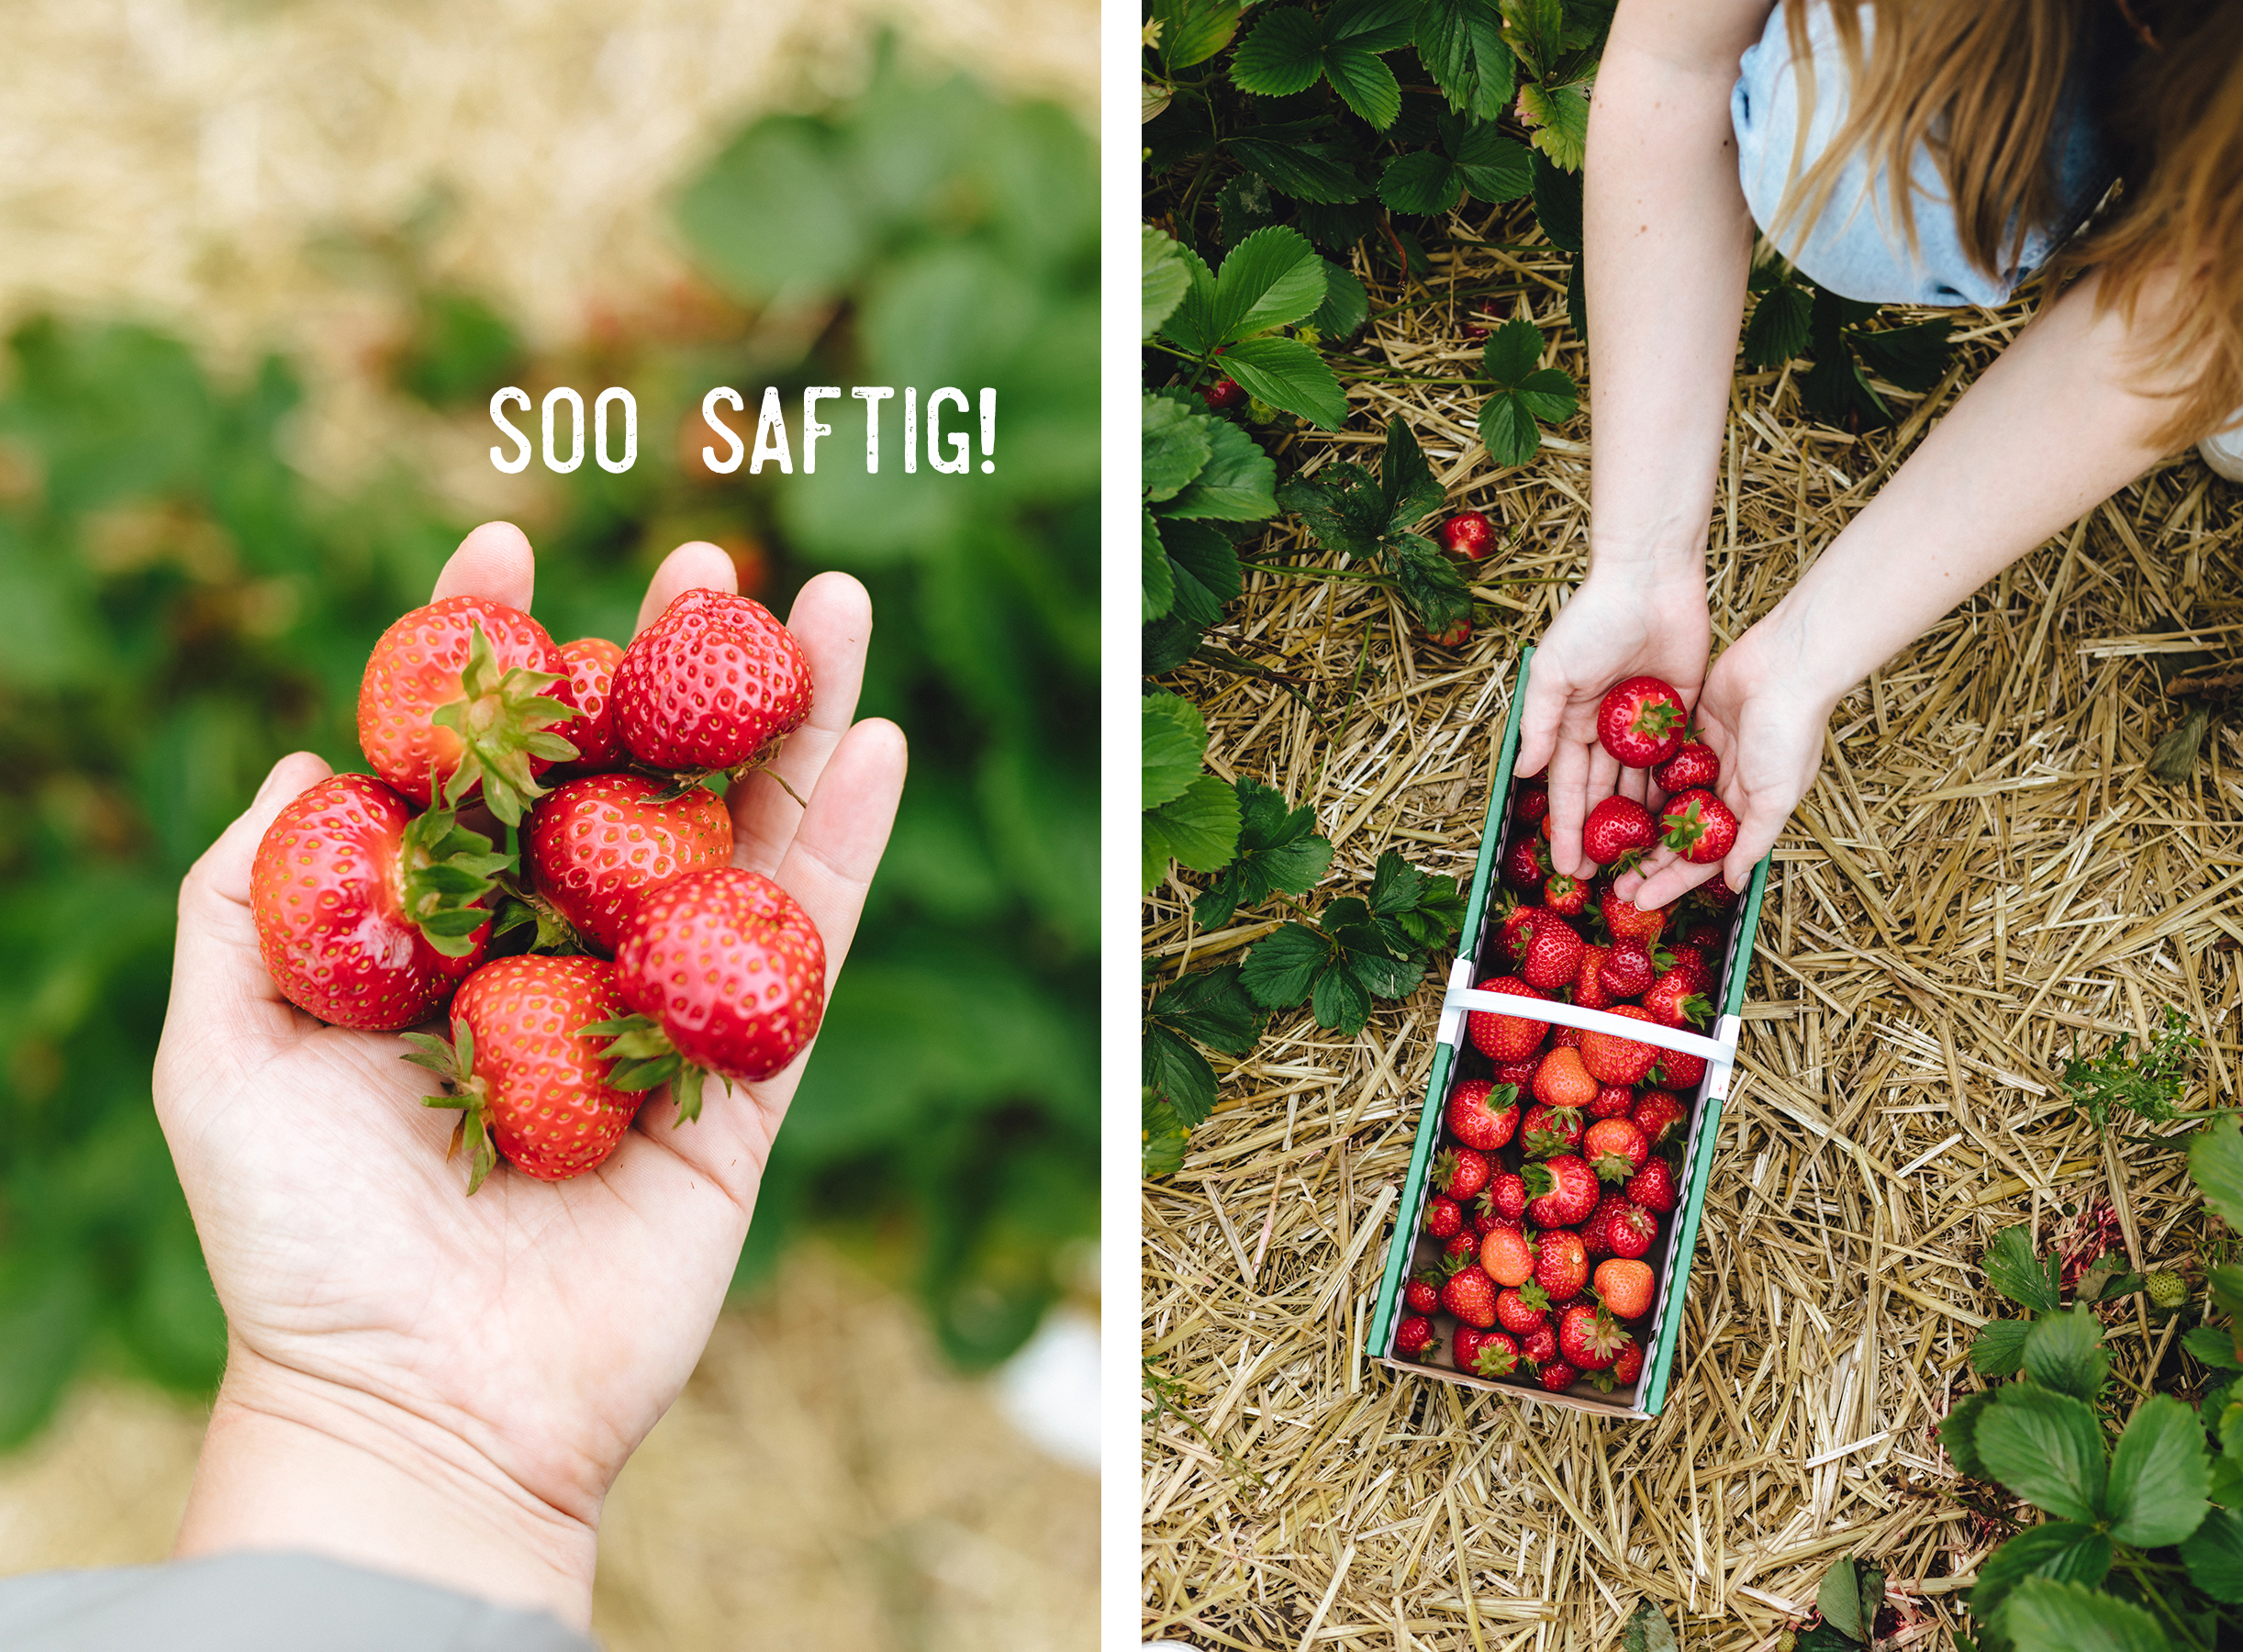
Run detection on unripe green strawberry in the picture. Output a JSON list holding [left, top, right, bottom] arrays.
[[2148, 1270, 2187, 1308]]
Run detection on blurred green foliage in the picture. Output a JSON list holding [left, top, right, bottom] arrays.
[[0, 46, 1095, 1445]]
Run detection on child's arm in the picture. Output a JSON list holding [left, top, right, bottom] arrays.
[[1518, 0, 1773, 879]]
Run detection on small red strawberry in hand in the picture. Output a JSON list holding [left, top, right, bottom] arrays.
[[1446, 1079, 1521, 1151], [406, 953, 644, 1191], [526, 773, 734, 952], [1659, 788, 1738, 865], [358, 597, 579, 825], [1580, 797, 1656, 868], [612, 588, 814, 781], [1596, 675, 1688, 768], [1651, 740, 1719, 794], [555, 636, 626, 771]]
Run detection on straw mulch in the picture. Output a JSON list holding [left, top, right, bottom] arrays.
[[1142, 219, 2243, 1648]]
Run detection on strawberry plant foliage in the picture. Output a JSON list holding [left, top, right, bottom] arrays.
[[1477, 316, 1579, 466], [1276, 414, 1474, 635], [1144, 691, 1244, 890], [1743, 258, 1956, 432], [1143, 964, 1263, 1125], [1239, 851, 1463, 1035], [1154, 226, 1347, 430], [1191, 778, 1334, 928]]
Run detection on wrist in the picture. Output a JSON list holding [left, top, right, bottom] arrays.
[[1746, 589, 1859, 717], [176, 1346, 598, 1628], [1582, 533, 1704, 584]]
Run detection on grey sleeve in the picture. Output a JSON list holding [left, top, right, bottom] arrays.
[[0, 1552, 598, 1652]]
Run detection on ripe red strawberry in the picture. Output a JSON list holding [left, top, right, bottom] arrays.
[[1596, 675, 1688, 767], [358, 597, 578, 825], [1581, 1193, 1628, 1259], [1441, 1264, 1499, 1328], [1502, 834, 1553, 889], [1404, 1273, 1444, 1315], [1606, 1200, 1657, 1260], [1543, 873, 1589, 916], [1432, 1146, 1492, 1202], [1626, 1158, 1679, 1215], [1523, 1155, 1599, 1226], [1495, 900, 1539, 964], [1520, 1099, 1585, 1158], [1531, 1045, 1597, 1111], [1459, 1330, 1520, 1379], [1201, 376, 1247, 410], [1642, 972, 1713, 1030], [1608, 1338, 1646, 1387], [1491, 1057, 1541, 1088], [1601, 887, 1669, 946], [1633, 1089, 1688, 1146], [1537, 1359, 1579, 1392], [1584, 1118, 1648, 1183], [1424, 1194, 1464, 1239], [1394, 1314, 1439, 1359], [1551, 1024, 1583, 1048], [1660, 788, 1738, 864], [1557, 1302, 1629, 1371], [1534, 1229, 1589, 1302], [525, 773, 734, 952], [1519, 1324, 1558, 1367], [1651, 739, 1719, 793], [1580, 1004, 1662, 1086], [1599, 940, 1656, 1000], [1445, 1078, 1521, 1151], [1513, 783, 1549, 828], [555, 636, 626, 771], [407, 954, 643, 1190], [1571, 943, 1613, 1009], [1588, 1083, 1635, 1121], [1444, 1229, 1481, 1265], [251, 774, 499, 1031], [1471, 1195, 1511, 1235], [1695, 872, 1741, 908], [1497, 1284, 1552, 1334], [1451, 1323, 1498, 1372], [1467, 976, 1549, 1062], [1519, 912, 1585, 992], [1580, 796, 1656, 867], [601, 866, 827, 1114], [1649, 1048, 1707, 1090], [612, 588, 813, 778], [1439, 511, 1497, 560], [1661, 943, 1712, 991], [1481, 1225, 1536, 1287], [1595, 1258, 1656, 1320], [1485, 1170, 1528, 1223], [1425, 619, 1472, 649], [1681, 921, 1725, 950]]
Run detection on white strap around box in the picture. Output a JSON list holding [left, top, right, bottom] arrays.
[[1435, 956, 1744, 1101]]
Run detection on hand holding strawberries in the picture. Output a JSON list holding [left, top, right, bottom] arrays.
[[150, 523, 906, 1628]]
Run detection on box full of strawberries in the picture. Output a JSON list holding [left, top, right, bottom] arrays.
[[1364, 651, 1769, 1416]]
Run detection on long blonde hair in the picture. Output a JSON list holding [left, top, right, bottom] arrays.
[[1779, 0, 2243, 445]]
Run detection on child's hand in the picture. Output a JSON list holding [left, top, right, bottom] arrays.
[[151, 522, 906, 1628], [1514, 564, 1711, 878]]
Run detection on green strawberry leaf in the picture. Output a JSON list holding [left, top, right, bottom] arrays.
[[1142, 690, 1211, 809], [1308, 260, 1370, 339], [1499, 0, 1564, 76], [1210, 226, 1329, 345], [1278, 465, 1387, 560], [1306, 959, 1372, 1032], [1984, 1223, 2063, 1314], [1379, 150, 1464, 217], [2182, 1506, 2243, 1603], [1227, 138, 1372, 205], [1143, 226, 1192, 341], [1478, 389, 1545, 466], [2187, 1325, 2243, 1369], [1191, 778, 1333, 929], [1155, 518, 1243, 632], [1143, 1023, 1219, 1125], [1348, 948, 1423, 1000], [1987, 1578, 2167, 1652], [1378, 415, 1445, 530], [1482, 317, 1546, 385], [1970, 1317, 2032, 1378], [1528, 149, 1581, 251], [1974, 1382, 2108, 1523], [1850, 316, 1955, 392], [1144, 774, 1243, 885], [2105, 1392, 2212, 1548], [1155, 243, 1222, 355], [1240, 921, 1335, 1008], [1969, 1524, 2113, 1624], [1143, 392, 1213, 502], [2022, 1305, 2108, 1401], [1218, 335, 1348, 430], [1160, 418, 1278, 521], [1148, 0, 1246, 71], [1416, 0, 1516, 120], [1512, 366, 1578, 423], [1814, 1556, 1868, 1642], [1517, 82, 1589, 169], [1456, 125, 1533, 204], [1146, 964, 1263, 1055], [1227, 6, 1324, 95], [1144, 511, 1177, 623], [1143, 1089, 1192, 1178], [2193, 1117, 2243, 1234], [1939, 1388, 1997, 1480], [1742, 279, 1812, 369]]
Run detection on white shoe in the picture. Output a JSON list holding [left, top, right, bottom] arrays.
[[2202, 419, 2243, 482]]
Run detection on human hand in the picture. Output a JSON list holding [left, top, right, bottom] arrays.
[[1514, 563, 1711, 878], [1614, 608, 1830, 910], [152, 522, 907, 1627]]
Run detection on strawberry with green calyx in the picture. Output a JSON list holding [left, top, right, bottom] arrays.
[[1497, 1283, 1552, 1335], [1404, 1272, 1444, 1315], [1626, 1158, 1679, 1215], [1518, 910, 1585, 991], [1605, 1200, 1657, 1260], [1433, 1145, 1493, 1202], [1596, 675, 1688, 768], [1633, 1088, 1688, 1146], [1468, 975, 1550, 1061], [1445, 1078, 1521, 1151], [1580, 796, 1657, 868], [1461, 1331, 1521, 1379], [598, 866, 828, 1120], [1425, 619, 1473, 649], [1471, 1195, 1513, 1235], [1557, 1301, 1629, 1371], [1523, 1155, 1599, 1226], [1648, 1047, 1707, 1090], [1543, 873, 1589, 916], [1580, 1004, 1663, 1086], [1587, 1083, 1635, 1121], [1440, 1263, 1500, 1328], [1485, 1170, 1528, 1223], [612, 589, 813, 788], [1651, 739, 1719, 793], [1594, 1258, 1655, 1320], [1443, 1228, 1481, 1265], [525, 773, 733, 953], [1584, 1118, 1649, 1183], [1424, 1194, 1465, 1239], [1394, 1315, 1440, 1359], [1201, 376, 1247, 411], [1495, 899, 1539, 964], [554, 637, 626, 771], [1520, 1099, 1585, 1158], [1534, 1229, 1589, 1303], [1659, 788, 1738, 865], [1451, 1323, 1499, 1372], [406, 954, 643, 1192], [251, 774, 503, 1031], [1642, 973, 1713, 1030], [358, 598, 580, 827], [1599, 1338, 1645, 1390], [1481, 1225, 1536, 1287]]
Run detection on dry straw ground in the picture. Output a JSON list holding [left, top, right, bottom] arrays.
[[1142, 215, 2243, 1648]]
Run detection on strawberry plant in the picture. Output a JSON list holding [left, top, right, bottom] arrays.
[[1742, 257, 1958, 433], [1476, 315, 1579, 466], [1144, 689, 1244, 891], [1238, 850, 1464, 1034], [1190, 777, 1334, 929], [1143, 963, 1264, 1131], [1147, 224, 1350, 430], [1275, 413, 1475, 637]]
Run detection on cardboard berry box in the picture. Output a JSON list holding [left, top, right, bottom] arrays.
[[1364, 650, 1770, 1417]]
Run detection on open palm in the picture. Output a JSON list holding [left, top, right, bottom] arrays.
[[151, 525, 906, 1619]]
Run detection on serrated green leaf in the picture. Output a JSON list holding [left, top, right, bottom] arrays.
[[1970, 1317, 2032, 1377], [1500, 0, 1565, 73], [1219, 335, 1348, 430], [1228, 6, 1324, 95], [1389, 531, 1474, 631], [1159, 517, 1242, 631], [1976, 1383, 2108, 1523], [1144, 227, 1191, 340], [1815, 1557, 1864, 1642], [2106, 1392, 2211, 1547], [1192, 778, 1332, 928], [1162, 418, 1278, 520], [1379, 150, 1464, 217], [1327, 0, 1415, 51], [1308, 262, 1369, 338], [1850, 317, 1954, 392], [1211, 226, 1329, 344], [1228, 138, 1372, 205], [1158, 242, 1222, 355], [1518, 82, 1589, 170], [2023, 1306, 2108, 1401], [1969, 1524, 2112, 1624], [1151, 0, 1246, 70], [1417, 0, 1516, 120], [1143, 691, 1210, 808], [1378, 415, 1444, 528], [1348, 947, 1423, 999], [1240, 921, 1332, 1008], [1456, 125, 1533, 203], [1310, 959, 1373, 1031], [1742, 280, 1812, 368], [1144, 774, 1243, 881], [2186, 1325, 2243, 1369], [1143, 1023, 1219, 1123], [1528, 148, 1582, 250], [1482, 316, 1546, 385], [1940, 1389, 1997, 1479], [1144, 510, 1175, 622], [1988, 1577, 2167, 1652], [1143, 1090, 1191, 1178], [2209, 1264, 2243, 1330], [1277, 469, 1384, 560], [2193, 1117, 2243, 1233], [1512, 364, 1577, 423], [2182, 1505, 2243, 1602], [1144, 393, 1214, 502], [1216, 173, 1281, 249], [1366, 850, 1423, 915], [1323, 46, 1402, 128], [1984, 1224, 2063, 1315], [1477, 389, 1542, 466], [1147, 964, 1263, 1055]]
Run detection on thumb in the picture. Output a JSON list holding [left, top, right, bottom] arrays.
[[1719, 791, 1787, 901], [166, 751, 337, 1044]]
